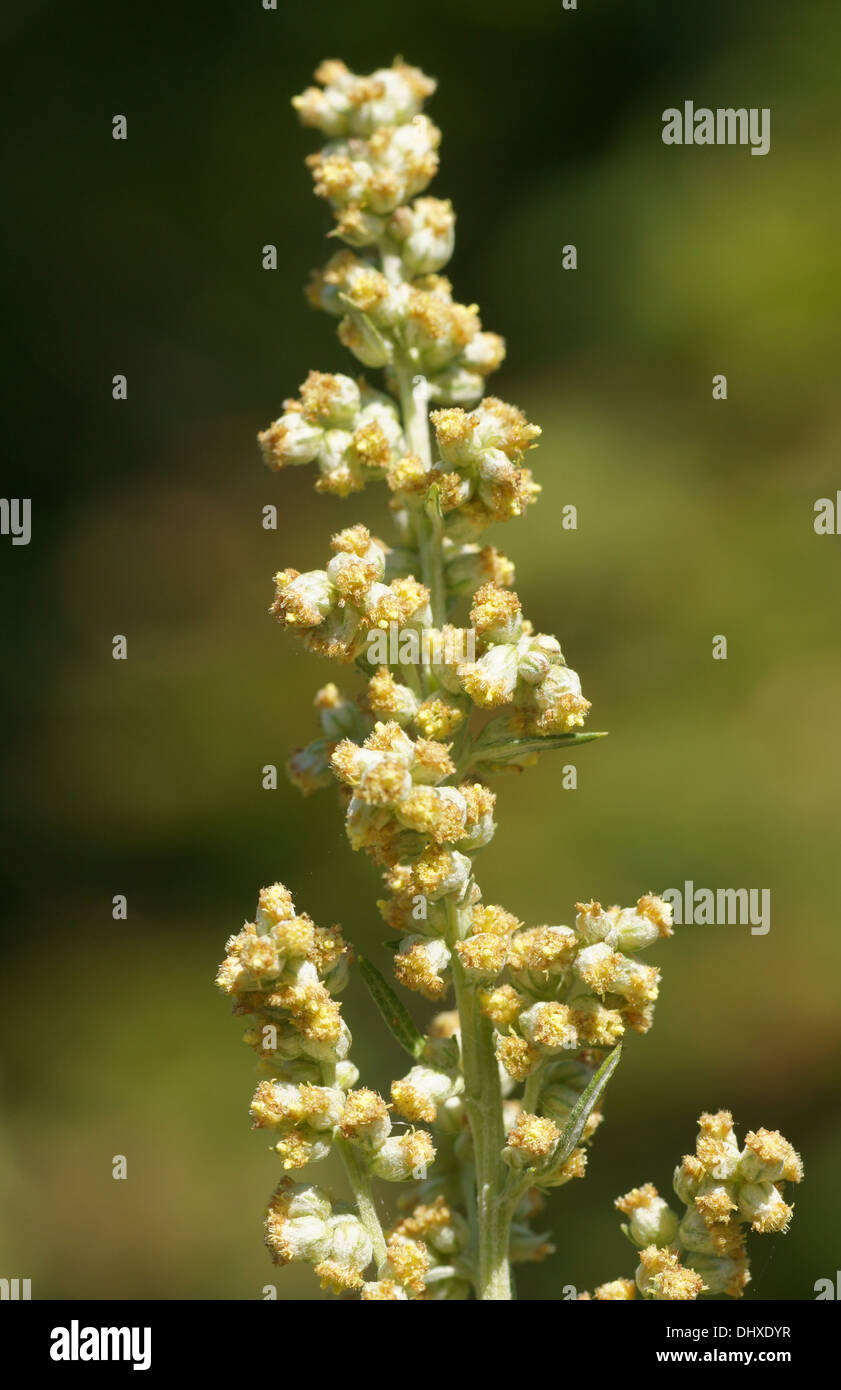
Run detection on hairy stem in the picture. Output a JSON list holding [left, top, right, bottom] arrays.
[[384, 243, 510, 1296], [334, 1135, 389, 1269], [322, 1062, 388, 1269], [392, 359, 447, 627], [452, 955, 513, 1300], [523, 1059, 546, 1114]]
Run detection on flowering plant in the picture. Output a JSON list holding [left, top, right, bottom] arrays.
[[216, 59, 802, 1300]]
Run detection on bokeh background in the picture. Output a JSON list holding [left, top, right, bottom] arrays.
[[2, 0, 839, 1299]]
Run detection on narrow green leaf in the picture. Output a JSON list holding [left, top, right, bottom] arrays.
[[472, 730, 608, 767], [358, 956, 425, 1059], [555, 1043, 623, 1167]]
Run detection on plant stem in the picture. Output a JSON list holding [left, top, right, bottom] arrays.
[[383, 243, 511, 1297], [523, 1058, 546, 1114], [392, 359, 447, 627], [321, 1062, 388, 1269], [333, 1135, 389, 1269], [452, 955, 514, 1300]]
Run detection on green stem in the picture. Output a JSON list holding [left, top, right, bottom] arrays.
[[384, 237, 447, 628], [321, 1062, 388, 1269], [333, 1136, 389, 1269], [417, 507, 447, 628], [392, 359, 447, 626], [380, 241, 509, 1296], [523, 1058, 546, 1115], [452, 956, 514, 1300]]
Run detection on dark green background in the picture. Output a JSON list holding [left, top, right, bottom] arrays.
[[1, 0, 839, 1299]]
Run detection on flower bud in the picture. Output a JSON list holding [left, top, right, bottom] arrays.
[[470, 582, 523, 645], [272, 568, 335, 628], [299, 370, 361, 428], [299, 1017, 352, 1064], [389, 197, 455, 275], [693, 1176, 737, 1227], [394, 937, 452, 999], [427, 365, 485, 404], [274, 1131, 333, 1169], [258, 411, 323, 470], [635, 1246, 706, 1301], [685, 1249, 750, 1299], [454, 932, 508, 980], [459, 643, 520, 708], [737, 1181, 793, 1234], [673, 1155, 705, 1205], [264, 1181, 333, 1266], [361, 1280, 409, 1300], [677, 1205, 723, 1256], [335, 1060, 359, 1090], [519, 1001, 578, 1054], [739, 1128, 803, 1184], [695, 1110, 742, 1181], [286, 738, 333, 796], [590, 1278, 637, 1301], [496, 1034, 539, 1081], [605, 908, 658, 952], [372, 1129, 436, 1182], [616, 1184, 679, 1248], [503, 1112, 560, 1170], [572, 900, 614, 945], [383, 1232, 430, 1294], [391, 1065, 462, 1123], [238, 932, 282, 980], [340, 1088, 392, 1148], [461, 332, 506, 375], [324, 1213, 374, 1275]]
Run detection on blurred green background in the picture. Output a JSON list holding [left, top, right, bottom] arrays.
[[1, 0, 839, 1300]]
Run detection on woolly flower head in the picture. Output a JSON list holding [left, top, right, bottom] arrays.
[[216, 884, 353, 1076], [600, 1112, 804, 1300], [258, 373, 404, 495], [271, 526, 431, 663], [293, 59, 436, 140]]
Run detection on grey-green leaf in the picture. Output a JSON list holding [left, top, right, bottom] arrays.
[[358, 956, 425, 1059], [474, 730, 608, 767], [555, 1043, 623, 1167]]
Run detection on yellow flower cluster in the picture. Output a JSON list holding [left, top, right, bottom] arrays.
[[216, 881, 352, 1067], [271, 523, 430, 662], [292, 58, 506, 410], [258, 372, 404, 496], [430, 582, 590, 734], [218, 881, 445, 1298], [585, 1111, 804, 1300], [300, 60, 439, 243], [379, 1196, 472, 1300], [331, 719, 495, 862], [470, 896, 674, 1083], [309, 249, 505, 403]]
